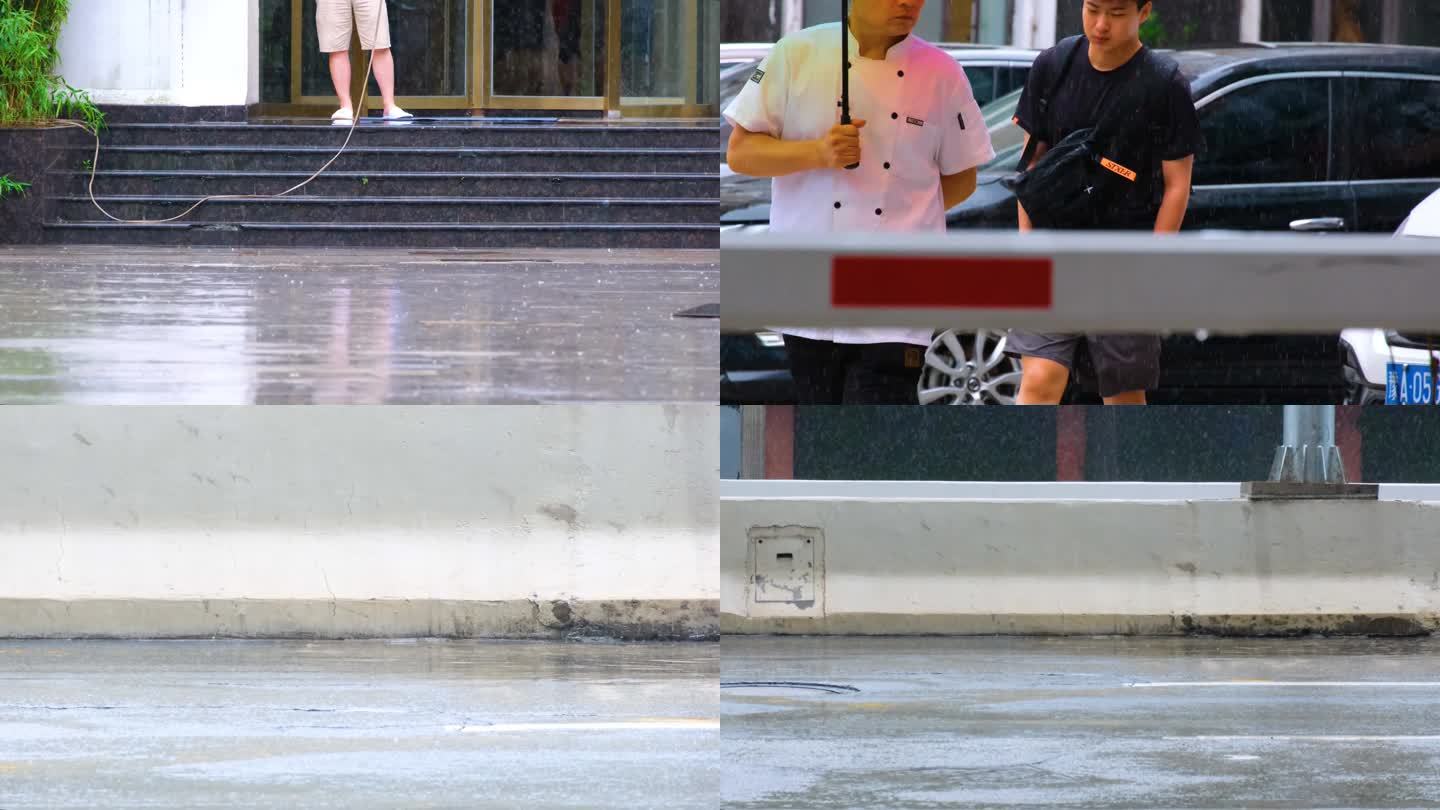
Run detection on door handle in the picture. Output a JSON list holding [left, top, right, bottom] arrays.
[[1290, 217, 1346, 232]]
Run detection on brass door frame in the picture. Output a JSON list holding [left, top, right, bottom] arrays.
[[283, 0, 716, 117], [603, 0, 622, 113]]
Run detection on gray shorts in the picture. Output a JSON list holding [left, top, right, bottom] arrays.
[[1005, 331, 1161, 398]]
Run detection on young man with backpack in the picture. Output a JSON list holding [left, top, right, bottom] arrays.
[[724, 0, 995, 404], [1005, 0, 1202, 405]]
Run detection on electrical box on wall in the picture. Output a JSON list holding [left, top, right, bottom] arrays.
[[746, 524, 824, 618]]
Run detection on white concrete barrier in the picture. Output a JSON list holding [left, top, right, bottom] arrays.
[[722, 485, 1440, 635], [721, 480, 1440, 502], [0, 406, 718, 639], [721, 480, 1244, 501]]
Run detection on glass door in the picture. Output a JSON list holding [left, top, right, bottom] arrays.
[[267, 0, 719, 116], [481, 0, 610, 111], [292, 0, 472, 111], [617, 0, 719, 117]]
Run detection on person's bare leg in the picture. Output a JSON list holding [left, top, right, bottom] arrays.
[[1102, 390, 1148, 405], [1016, 356, 1069, 405], [328, 51, 353, 115], [370, 48, 402, 115]]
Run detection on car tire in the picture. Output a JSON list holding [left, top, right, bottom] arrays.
[[917, 329, 1023, 405]]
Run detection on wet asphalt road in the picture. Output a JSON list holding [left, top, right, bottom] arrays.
[[0, 640, 717, 809], [722, 636, 1440, 808], [0, 247, 717, 404]]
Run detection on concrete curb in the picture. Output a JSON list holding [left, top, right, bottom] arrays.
[[0, 599, 720, 641], [719, 613, 1437, 637]]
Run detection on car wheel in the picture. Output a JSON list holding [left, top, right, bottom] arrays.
[[917, 329, 1022, 405]]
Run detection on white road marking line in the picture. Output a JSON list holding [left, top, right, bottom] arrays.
[[1169, 736, 1440, 742], [445, 719, 719, 734], [1127, 681, 1440, 688]]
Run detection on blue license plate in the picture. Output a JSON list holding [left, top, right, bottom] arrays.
[[1387, 363, 1440, 404]]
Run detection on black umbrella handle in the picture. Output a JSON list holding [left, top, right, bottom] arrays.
[[841, 111, 858, 170], [841, 2, 858, 170]]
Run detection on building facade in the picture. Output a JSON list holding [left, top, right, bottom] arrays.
[[59, 0, 719, 119], [724, 0, 1440, 50], [723, 0, 1010, 45]]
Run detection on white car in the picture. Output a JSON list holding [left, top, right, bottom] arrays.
[[1339, 188, 1440, 404], [720, 43, 774, 75]]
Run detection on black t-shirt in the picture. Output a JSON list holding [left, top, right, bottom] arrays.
[[1014, 37, 1203, 227]]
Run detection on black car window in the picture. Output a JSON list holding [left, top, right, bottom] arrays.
[[1195, 77, 1331, 186], [965, 66, 999, 106], [998, 66, 1030, 97], [1348, 77, 1440, 181]]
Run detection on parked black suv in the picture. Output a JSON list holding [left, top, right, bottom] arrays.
[[721, 43, 1440, 405]]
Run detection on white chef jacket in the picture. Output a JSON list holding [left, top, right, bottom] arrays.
[[724, 22, 995, 346]]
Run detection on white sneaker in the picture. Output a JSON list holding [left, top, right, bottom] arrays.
[[330, 107, 355, 126], [383, 106, 414, 121]]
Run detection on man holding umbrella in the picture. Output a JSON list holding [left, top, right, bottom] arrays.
[[724, 0, 994, 404]]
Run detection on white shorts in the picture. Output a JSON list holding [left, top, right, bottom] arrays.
[[317, 0, 391, 52]]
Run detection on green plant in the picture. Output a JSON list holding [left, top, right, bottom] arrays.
[[0, 0, 105, 130], [0, 174, 30, 198], [11, 0, 66, 44], [1139, 10, 1198, 49]]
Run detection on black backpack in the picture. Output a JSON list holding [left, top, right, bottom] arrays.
[[1002, 36, 1169, 230]]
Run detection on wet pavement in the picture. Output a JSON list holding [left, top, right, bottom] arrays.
[[0, 247, 717, 403], [722, 636, 1440, 808], [0, 639, 717, 809]]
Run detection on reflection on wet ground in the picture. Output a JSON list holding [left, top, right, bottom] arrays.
[[0, 247, 717, 403], [723, 636, 1440, 808], [0, 639, 717, 809]]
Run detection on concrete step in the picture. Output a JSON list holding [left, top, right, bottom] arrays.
[[97, 121, 721, 149], [52, 195, 718, 225], [39, 121, 721, 248], [55, 145, 721, 174], [42, 220, 720, 249], [47, 170, 719, 199]]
